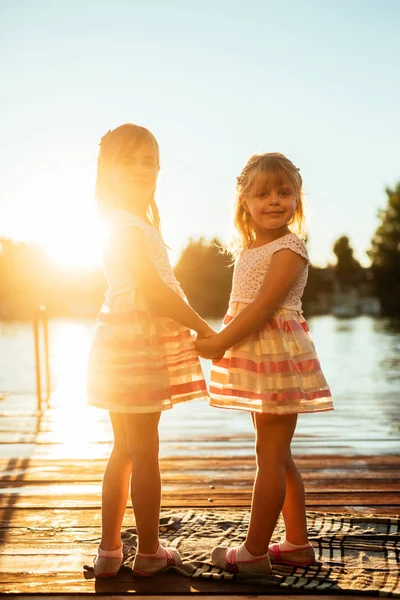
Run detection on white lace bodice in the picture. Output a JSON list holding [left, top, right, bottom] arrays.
[[102, 210, 184, 307], [230, 233, 309, 311]]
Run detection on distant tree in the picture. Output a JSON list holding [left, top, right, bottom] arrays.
[[0, 237, 106, 319], [367, 182, 400, 315], [302, 265, 334, 313], [333, 235, 362, 290], [175, 238, 233, 318]]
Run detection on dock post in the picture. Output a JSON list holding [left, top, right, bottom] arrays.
[[33, 305, 51, 412]]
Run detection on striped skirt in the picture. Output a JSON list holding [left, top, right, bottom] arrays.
[[87, 294, 208, 414], [210, 303, 333, 415]]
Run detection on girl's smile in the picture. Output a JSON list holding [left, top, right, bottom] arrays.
[[245, 183, 297, 239]]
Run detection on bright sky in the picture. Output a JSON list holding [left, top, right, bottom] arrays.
[[1, 0, 399, 268]]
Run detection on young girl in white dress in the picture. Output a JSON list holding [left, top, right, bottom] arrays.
[[196, 152, 333, 576]]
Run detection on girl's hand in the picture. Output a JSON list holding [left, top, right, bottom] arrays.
[[212, 353, 225, 364], [196, 323, 217, 340], [195, 335, 224, 359]]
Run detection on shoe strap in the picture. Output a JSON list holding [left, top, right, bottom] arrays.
[[165, 548, 175, 566], [269, 543, 282, 560], [224, 548, 239, 574]]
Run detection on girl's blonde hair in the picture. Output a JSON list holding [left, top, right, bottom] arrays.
[[96, 123, 161, 231], [231, 152, 307, 256]]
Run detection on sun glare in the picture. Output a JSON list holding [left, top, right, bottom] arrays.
[[9, 157, 186, 269], [10, 159, 106, 269], [44, 321, 110, 459], [43, 221, 106, 269]]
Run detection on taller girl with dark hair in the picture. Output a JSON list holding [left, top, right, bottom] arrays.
[[87, 123, 213, 578]]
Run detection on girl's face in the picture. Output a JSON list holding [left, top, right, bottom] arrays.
[[113, 140, 159, 211], [243, 173, 298, 235]]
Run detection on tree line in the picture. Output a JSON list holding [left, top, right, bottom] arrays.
[[0, 182, 399, 319]]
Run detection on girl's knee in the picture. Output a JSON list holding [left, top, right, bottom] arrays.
[[110, 444, 131, 465], [255, 439, 291, 465], [122, 412, 160, 462], [255, 414, 297, 453], [109, 412, 129, 459], [125, 432, 159, 463], [128, 444, 159, 467]]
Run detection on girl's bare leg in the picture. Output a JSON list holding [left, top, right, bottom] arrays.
[[245, 413, 297, 556], [281, 454, 309, 544], [122, 412, 161, 555], [100, 412, 132, 551], [249, 412, 309, 548]]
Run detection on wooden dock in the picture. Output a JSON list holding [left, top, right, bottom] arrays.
[[0, 400, 399, 597]]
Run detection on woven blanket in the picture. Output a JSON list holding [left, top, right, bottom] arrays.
[[85, 509, 400, 596]]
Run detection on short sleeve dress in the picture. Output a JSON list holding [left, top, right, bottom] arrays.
[[210, 233, 333, 415], [87, 210, 208, 413]]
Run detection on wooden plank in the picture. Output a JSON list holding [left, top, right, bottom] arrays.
[[0, 571, 306, 594], [1, 491, 399, 509], [2, 478, 400, 491], [8, 596, 380, 600], [1, 441, 400, 460], [2, 428, 400, 445], [5, 597, 379, 600], [1, 481, 399, 498], [0, 508, 107, 527], [0, 571, 379, 595], [1, 460, 399, 483], [1, 454, 399, 468], [2, 465, 400, 483]]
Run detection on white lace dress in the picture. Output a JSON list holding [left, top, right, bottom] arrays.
[[87, 210, 207, 413], [210, 233, 333, 414]]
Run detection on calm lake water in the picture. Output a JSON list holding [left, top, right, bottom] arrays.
[[0, 315, 399, 458]]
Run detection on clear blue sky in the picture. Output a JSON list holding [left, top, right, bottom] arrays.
[[1, 0, 399, 267]]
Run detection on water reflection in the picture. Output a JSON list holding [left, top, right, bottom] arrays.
[[0, 315, 399, 456], [311, 315, 400, 437], [374, 318, 400, 334], [41, 319, 106, 458]]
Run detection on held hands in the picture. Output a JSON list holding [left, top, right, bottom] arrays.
[[196, 323, 217, 340], [195, 334, 225, 361], [195, 322, 225, 362]]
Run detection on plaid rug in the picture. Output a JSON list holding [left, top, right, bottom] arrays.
[[103, 509, 400, 596]]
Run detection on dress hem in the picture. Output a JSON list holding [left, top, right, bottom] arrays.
[[209, 398, 334, 415], [87, 392, 209, 414]]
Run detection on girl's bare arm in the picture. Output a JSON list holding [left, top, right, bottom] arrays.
[[196, 249, 307, 357], [121, 227, 214, 336]]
